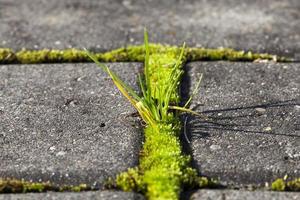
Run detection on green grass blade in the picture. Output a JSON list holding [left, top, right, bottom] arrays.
[[144, 28, 151, 99], [175, 42, 186, 68], [85, 49, 141, 102], [184, 73, 203, 108], [169, 105, 210, 121], [85, 49, 108, 73], [138, 74, 147, 100]]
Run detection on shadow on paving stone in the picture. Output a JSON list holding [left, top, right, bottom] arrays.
[[0, 63, 143, 187], [187, 189, 300, 200], [0, 191, 145, 200], [182, 61, 300, 187], [0, 0, 299, 59]]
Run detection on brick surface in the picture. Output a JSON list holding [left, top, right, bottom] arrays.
[[189, 189, 300, 200], [0, 191, 145, 200], [0, 0, 299, 59], [0, 63, 142, 186], [183, 62, 300, 186]]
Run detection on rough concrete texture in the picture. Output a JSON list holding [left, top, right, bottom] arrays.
[[183, 62, 300, 186], [0, 63, 143, 187], [0, 0, 299, 59], [0, 191, 145, 200], [189, 189, 300, 200]]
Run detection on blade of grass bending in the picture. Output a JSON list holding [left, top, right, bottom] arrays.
[[169, 105, 210, 121], [108, 69, 154, 125], [184, 73, 203, 108], [107, 69, 138, 106], [85, 49, 153, 124], [85, 50, 141, 101], [85, 49, 108, 72]]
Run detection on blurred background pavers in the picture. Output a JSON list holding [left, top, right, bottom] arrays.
[[0, 63, 143, 187], [189, 189, 300, 200], [0, 0, 299, 59], [183, 62, 300, 186], [0, 191, 145, 200]]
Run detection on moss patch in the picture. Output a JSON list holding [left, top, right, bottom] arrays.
[[0, 178, 91, 193], [0, 45, 290, 64], [271, 178, 300, 192], [112, 43, 220, 200]]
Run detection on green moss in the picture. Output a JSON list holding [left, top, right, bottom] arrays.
[[271, 178, 300, 191], [0, 48, 16, 64], [198, 177, 219, 189], [0, 45, 290, 64], [186, 47, 290, 61], [114, 45, 186, 199], [271, 179, 286, 191], [15, 49, 89, 63], [113, 42, 221, 199], [0, 178, 90, 193]]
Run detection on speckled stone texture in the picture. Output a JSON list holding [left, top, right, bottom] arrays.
[[189, 189, 300, 200], [0, 0, 299, 59], [183, 62, 300, 186], [0, 191, 145, 200], [0, 63, 143, 187]]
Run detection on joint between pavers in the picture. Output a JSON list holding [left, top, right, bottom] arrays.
[[0, 44, 292, 65]]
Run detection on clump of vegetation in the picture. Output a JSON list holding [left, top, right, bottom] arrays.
[[0, 178, 90, 193], [0, 48, 16, 63], [87, 30, 218, 200], [271, 178, 300, 191]]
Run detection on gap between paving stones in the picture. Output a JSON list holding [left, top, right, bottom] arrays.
[[0, 44, 293, 65], [0, 44, 299, 199]]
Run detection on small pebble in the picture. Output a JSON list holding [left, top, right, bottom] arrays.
[[56, 151, 66, 156], [49, 146, 56, 151], [210, 144, 221, 151], [255, 107, 266, 114]]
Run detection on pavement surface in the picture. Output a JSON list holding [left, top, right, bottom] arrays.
[[184, 62, 300, 186], [189, 189, 300, 200], [0, 191, 145, 200], [0, 0, 299, 59], [1, 0, 300, 199], [0, 63, 143, 186]]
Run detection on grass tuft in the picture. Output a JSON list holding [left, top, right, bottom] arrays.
[[86, 30, 216, 200]]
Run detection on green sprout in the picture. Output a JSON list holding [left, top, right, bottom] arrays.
[[86, 29, 204, 128], [86, 29, 207, 200]]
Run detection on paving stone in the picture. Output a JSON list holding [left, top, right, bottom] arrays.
[[0, 191, 145, 200], [189, 189, 300, 200], [183, 62, 300, 186], [0, 63, 143, 187], [0, 0, 299, 59]]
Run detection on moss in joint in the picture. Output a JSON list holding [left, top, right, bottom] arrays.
[[0, 178, 90, 193], [271, 178, 300, 191], [0, 44, 290, 64], [113, 44, 219, 200]]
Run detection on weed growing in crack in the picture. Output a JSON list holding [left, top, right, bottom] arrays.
[[86, 30, 202, 127], [86, 29, 216, 200]]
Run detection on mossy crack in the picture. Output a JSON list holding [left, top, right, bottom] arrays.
[[271, 178, 300, 192], [86, 35, 221, 199], [0, 178, 91, 193], [0, 45, 290, 64]]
